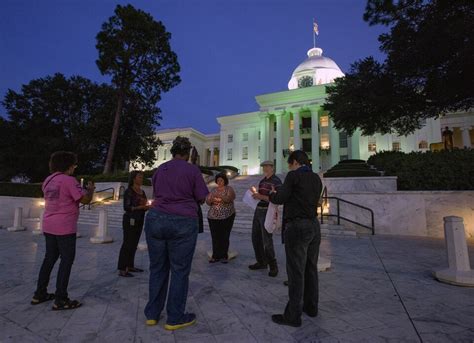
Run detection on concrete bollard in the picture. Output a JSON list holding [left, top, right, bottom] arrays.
[[7, 207, 26, 232], [434, 216, 474, 287], [32, 209, 45, 235], [90, 209, 113, 244], [318, 252, 331, 272]]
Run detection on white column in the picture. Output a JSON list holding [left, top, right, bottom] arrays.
[[7, 207, 26, 232], [461, 126, 472, 148], [350, 130, 361, 159], [275, 112, 283, 174], [311, 110, 320, 171], [329, 118, 340, 167], [434, 216, 474, 286], [293, 111, 301, 150], [90, 210, 113, 243], [260, 114, 269, 163]]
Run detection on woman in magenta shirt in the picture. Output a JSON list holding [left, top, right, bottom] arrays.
[[31, 151, 94, 310]]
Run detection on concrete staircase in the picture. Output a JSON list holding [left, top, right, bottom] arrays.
[[78, 174, 359, 237]]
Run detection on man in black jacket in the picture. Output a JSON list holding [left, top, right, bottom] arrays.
[[268, 150, 323, 327]]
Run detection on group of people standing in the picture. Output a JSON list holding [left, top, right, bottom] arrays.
[[32, 135, 322, 330]]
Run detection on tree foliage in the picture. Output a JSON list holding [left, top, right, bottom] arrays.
[[96, 4, 180, 173], [324, 0, 474, 136], [0, 73, 160, 182]]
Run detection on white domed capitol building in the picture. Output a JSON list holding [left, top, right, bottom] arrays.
[[149, 44, 473, 175]]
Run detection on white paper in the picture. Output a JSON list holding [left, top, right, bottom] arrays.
[[242, 189, 259, 210]]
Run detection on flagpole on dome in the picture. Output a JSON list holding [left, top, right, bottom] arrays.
[[313, 18, 319, 48]]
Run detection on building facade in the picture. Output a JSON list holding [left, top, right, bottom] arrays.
[[149, 46, 473, 175]]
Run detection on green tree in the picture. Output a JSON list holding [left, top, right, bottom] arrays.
[[0, 73, 161, 182], [96, 4, 180, 174], [324, 0, 474, 136]]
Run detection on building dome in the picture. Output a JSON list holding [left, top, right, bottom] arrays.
[[288, 47, 345, 90]]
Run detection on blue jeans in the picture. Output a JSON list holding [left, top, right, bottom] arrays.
[[144, 209, 198, 324]]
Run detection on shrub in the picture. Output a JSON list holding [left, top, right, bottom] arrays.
[[367, 149, 474, 190], [0, 182, 43, 198], [324, 160, 381, 178]]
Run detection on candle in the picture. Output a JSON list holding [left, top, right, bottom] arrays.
[[80, 178, 84, 188], [251, 186, 257, 194]]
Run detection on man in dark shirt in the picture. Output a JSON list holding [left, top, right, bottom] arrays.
[[249, 160, 282, 277], [268, 150, 322, 327]]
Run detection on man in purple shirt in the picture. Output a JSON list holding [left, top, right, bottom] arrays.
[[144, 136, 209, 331]]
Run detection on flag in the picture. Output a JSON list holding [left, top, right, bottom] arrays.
[[313, 21, 319, 35]]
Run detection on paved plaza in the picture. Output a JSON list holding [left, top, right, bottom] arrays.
[[1, 227, 473, 343]]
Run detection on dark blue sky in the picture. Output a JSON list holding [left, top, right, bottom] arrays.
[[0, 0, 386, 134]]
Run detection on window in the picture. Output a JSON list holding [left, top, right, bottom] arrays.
[[419, 140, 428, 149], [368, 137, 377, 152], [301, 117, 312, 129], [258, 131, 261, 140], [163, 150, 167, 160], [290, 119, 294, 130], [340, 155, 349, 161], [273, 138, 277, 153], [392, 142, 401, 151], [242, 165, 248, 176], [320, 116, 329, 127], [320, 134, 330, 149], [227, 148, 232, 160], [258, 146, 261, 159], [242, 147, 248, 160], [302, 138, 312, 152], [242, 132, 248, 141], [228, 134, 233, 143], [339, 132, 348, 148], [273, 122, 277, 132]]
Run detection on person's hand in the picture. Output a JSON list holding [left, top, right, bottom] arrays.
[[213, 197, 222, 204], [252, 193, 262, 200], [250, 186, 257, 194]]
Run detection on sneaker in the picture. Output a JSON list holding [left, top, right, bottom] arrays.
[[164, 313, 197, 331], [248, 262, 267, 270], [145, 319, 158, 326]]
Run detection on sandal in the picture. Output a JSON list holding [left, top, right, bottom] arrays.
[[129, 267, 144, 273], [31, 293, 55, 305], [52, 298, 82, 311]]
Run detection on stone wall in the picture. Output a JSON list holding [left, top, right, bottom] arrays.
[[323, 177, 397, 193], [326, 191, 474, 238]]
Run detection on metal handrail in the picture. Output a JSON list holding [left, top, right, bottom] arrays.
[[80, 187, 116, 210], [318, 188, 375, 235]]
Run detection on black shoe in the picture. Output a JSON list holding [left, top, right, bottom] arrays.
[[283, 280, 288, 286], [271, 314, 301, 327], [248, 262, 267, 270], [268, 262, 278, 277], [303, 307, 318, 318], [129, 267, 144, 273]]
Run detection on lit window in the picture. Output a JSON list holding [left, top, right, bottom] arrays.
[[242, 147, 248, 160], [242, 132, 248, 141], [392, 142, 401, 151], [419, 140, 428, 149], [321, 134, 330, 149], [290, 119, 294, 130], [227, 148, 232, 160], [339, 132, 348, 148], [228, 134, 233, 143], [320, 116, 329, 127], [368, 137, 377, 152]]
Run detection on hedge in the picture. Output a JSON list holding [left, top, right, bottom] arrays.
[[323, 160, 381, 178], [367, 149, 474, 190], [0, 182, 43, 198]]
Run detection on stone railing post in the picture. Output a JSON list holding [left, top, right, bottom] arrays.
[[8, 207, 26, 232], [434, 216, 474, 286], [90, 209, 113, 244]]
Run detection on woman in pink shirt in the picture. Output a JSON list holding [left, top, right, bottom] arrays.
[[31, 151, 94, 310]]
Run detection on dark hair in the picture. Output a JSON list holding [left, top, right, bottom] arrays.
[[215, 172, 229, 186], [49, 151, 78, 173], [287, 150, 310, 166], [170, 136, 192, 157], [128, 170, 143, 188]]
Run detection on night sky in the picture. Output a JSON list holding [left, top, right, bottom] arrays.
[[0, 0, 386, 134]]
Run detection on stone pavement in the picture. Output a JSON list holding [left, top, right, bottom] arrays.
[[1, 227, 473, 343]]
